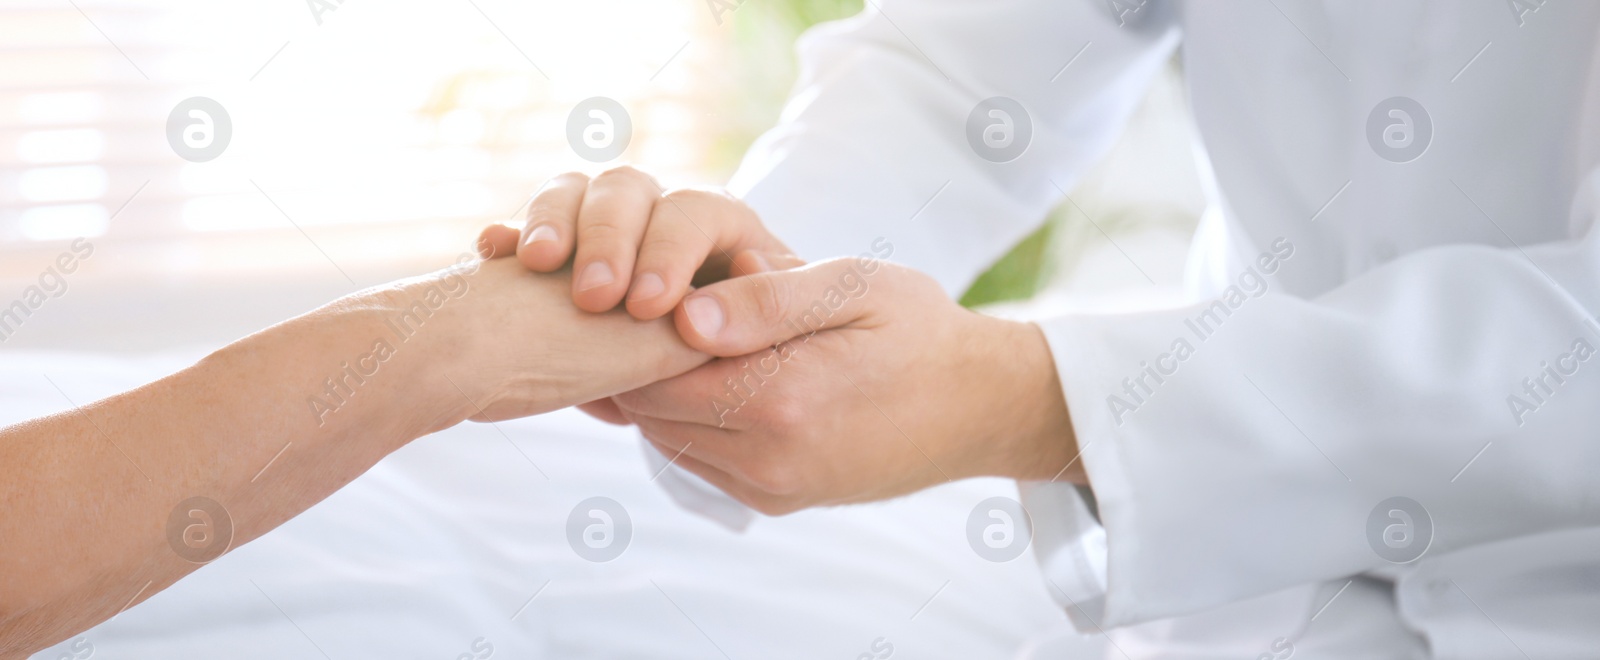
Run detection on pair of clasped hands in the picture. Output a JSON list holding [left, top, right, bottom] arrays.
[[464, 166, 1078, 515]]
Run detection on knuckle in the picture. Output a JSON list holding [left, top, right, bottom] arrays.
[[578, 221, 622, 243], [748, 275, 790, 326], [761, 396, 809, 429], [659, 187, 700, 204], [901, 265, 942, 297], [524, 207, 571, 229], [593, 165, 656, 190], [661, 187, 726, 207], [662, 187, 750, 226], [550, 171, 589, 187], [743, 456, 801, 496], [638, 232, 697, 262]]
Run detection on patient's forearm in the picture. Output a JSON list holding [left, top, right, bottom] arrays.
[[0, 283, 474, 656], [0, 258, 706, 657]]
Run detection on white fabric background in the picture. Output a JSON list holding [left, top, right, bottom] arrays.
[[6, 349, 1097, 660]]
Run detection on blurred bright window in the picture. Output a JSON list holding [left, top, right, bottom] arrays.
[[3, 0, 1194, 311], [0, 0, 755, 277]]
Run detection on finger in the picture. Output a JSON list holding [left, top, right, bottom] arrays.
[[477, 223, 521, 259], [641, 438, 786, 513], [625, 188, 792, 320], [612, 354, 783, 428], [728, 248, 805, 277], [517, 172, 589, 272], [577, 398, 630, 425], [569, 166, 660, 312], [675, 256, 895, 357], [635, 419, 747, 475], [645, 439, 736, 484], [635, 419, 785, 495]]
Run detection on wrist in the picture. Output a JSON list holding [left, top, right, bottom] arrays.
[[366, 276, 484, 434], [295, 279, 479, 444], [960, 315, 1081, 483]]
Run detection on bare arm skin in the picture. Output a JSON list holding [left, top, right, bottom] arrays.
[[0, 257, 707, 657]]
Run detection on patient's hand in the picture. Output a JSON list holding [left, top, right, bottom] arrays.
[[475, 166, 794, 320], [384, 255, 711, 423]]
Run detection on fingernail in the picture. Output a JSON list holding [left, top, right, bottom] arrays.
[[684, 295, 724, 338], [629, 272, 665, 302], [576, 261, 615, 292], [525, 224, 558, 246]]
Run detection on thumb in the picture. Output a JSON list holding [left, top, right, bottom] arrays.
[[674, 256, 888, 356]]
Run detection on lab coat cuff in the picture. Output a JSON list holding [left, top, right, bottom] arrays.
[[1031, 314, 1154, 630], [1018, 480, 1110, 632]]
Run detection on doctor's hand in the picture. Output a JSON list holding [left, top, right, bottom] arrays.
[[607, 256, 1084, 514], [476, 166, 793, 320]]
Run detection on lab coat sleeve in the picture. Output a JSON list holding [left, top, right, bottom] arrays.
[[724, 0, 1179, 625], [727, 0, 1181, 295], [1036, 177, 1600, 629]]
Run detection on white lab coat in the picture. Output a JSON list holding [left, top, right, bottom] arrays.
[[726, 1, 1600, 657]]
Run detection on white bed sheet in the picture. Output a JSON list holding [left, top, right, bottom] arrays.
[[5, 349, 1102, 660]]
